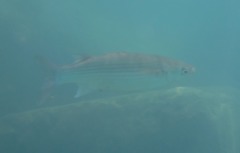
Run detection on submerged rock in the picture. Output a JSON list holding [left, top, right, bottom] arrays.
[[0, 87, 239, 153]]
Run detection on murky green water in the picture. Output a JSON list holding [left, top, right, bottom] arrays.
[[0, 0, 239, 152]]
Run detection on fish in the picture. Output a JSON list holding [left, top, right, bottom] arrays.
[[55, 52, 195, 95]]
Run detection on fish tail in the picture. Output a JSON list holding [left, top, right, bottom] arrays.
[[35, 55, 58, 79], [35, 55, 58, 104]]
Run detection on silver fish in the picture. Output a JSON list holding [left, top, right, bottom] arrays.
[[55, 52, 195, 94]]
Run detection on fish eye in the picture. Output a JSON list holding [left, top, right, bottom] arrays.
[[181, 67, 189, 74]]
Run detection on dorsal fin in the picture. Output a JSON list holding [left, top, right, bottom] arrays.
[[73, 55, 91, 64], [61, 55, 92, 69]]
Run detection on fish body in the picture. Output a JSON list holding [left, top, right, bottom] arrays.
[[56, 52, 195, 93]]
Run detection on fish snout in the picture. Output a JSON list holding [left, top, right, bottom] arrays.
[[180, 66, 195, 75]]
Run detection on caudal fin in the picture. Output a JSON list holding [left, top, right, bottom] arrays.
[[35, 55, 58, 105], [35, 55, 58, 80]]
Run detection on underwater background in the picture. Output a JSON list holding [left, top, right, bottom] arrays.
[[0, 0, 239, 153]]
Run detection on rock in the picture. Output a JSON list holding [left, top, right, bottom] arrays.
[[0, 87, 239, 153]]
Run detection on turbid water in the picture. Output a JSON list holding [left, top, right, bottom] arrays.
[[0, 0, 239, 152]]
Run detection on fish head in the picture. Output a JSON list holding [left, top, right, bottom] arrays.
[[179, 64, 196, 75]]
